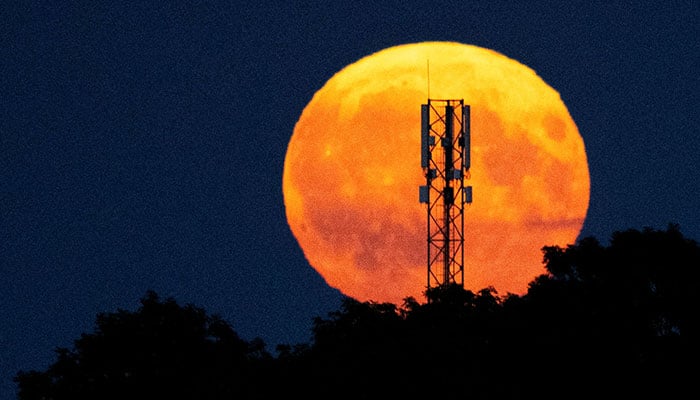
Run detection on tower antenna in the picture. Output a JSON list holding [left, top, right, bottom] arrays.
[[426, 59, 430, 99]]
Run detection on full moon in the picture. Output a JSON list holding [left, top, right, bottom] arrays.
[[283, 42, 589, 305]]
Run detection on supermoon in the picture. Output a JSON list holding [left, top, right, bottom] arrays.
[[283, 42, 589, 305]]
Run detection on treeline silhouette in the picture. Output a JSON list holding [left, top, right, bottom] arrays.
[[14, 224, 699, 399]]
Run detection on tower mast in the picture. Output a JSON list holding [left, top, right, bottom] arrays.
[[419, 99, 472, 298]]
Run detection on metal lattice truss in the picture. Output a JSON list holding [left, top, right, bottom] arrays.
[[419, 99, 472, 291]]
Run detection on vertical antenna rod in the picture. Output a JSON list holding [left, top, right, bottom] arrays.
[[426, 59, 430, 99]]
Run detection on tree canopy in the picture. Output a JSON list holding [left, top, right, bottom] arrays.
[[15, 291, 271, 400], [15, 225, 699, 399]]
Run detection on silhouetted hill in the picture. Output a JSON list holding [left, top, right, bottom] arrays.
[[15, 224, 698, 399]]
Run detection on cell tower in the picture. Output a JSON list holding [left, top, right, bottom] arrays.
[[419, 99, 472, 295]]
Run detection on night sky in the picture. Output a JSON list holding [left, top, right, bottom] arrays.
[[2, 1, 698, 399]]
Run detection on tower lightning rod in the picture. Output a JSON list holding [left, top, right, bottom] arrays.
[[426, 59, 430, 99]]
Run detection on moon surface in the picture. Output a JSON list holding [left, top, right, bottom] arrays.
[[283, 42, 590, 305]]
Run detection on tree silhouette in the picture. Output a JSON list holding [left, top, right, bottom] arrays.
[[15, 225, 699, 399], [517, 224, 700, 398], [14, 290, 272, 400]]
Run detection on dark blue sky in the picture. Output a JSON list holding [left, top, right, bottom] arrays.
[[1, 1, 698, 398]]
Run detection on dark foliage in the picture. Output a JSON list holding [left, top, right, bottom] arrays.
[[14, 291, 272, 400], [15, 225, 700, 399]]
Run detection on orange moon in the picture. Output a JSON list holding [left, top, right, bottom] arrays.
[[283, 42, 589, 305]]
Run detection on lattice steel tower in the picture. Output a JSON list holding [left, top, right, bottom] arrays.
[[419, 99, 472, 293]]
